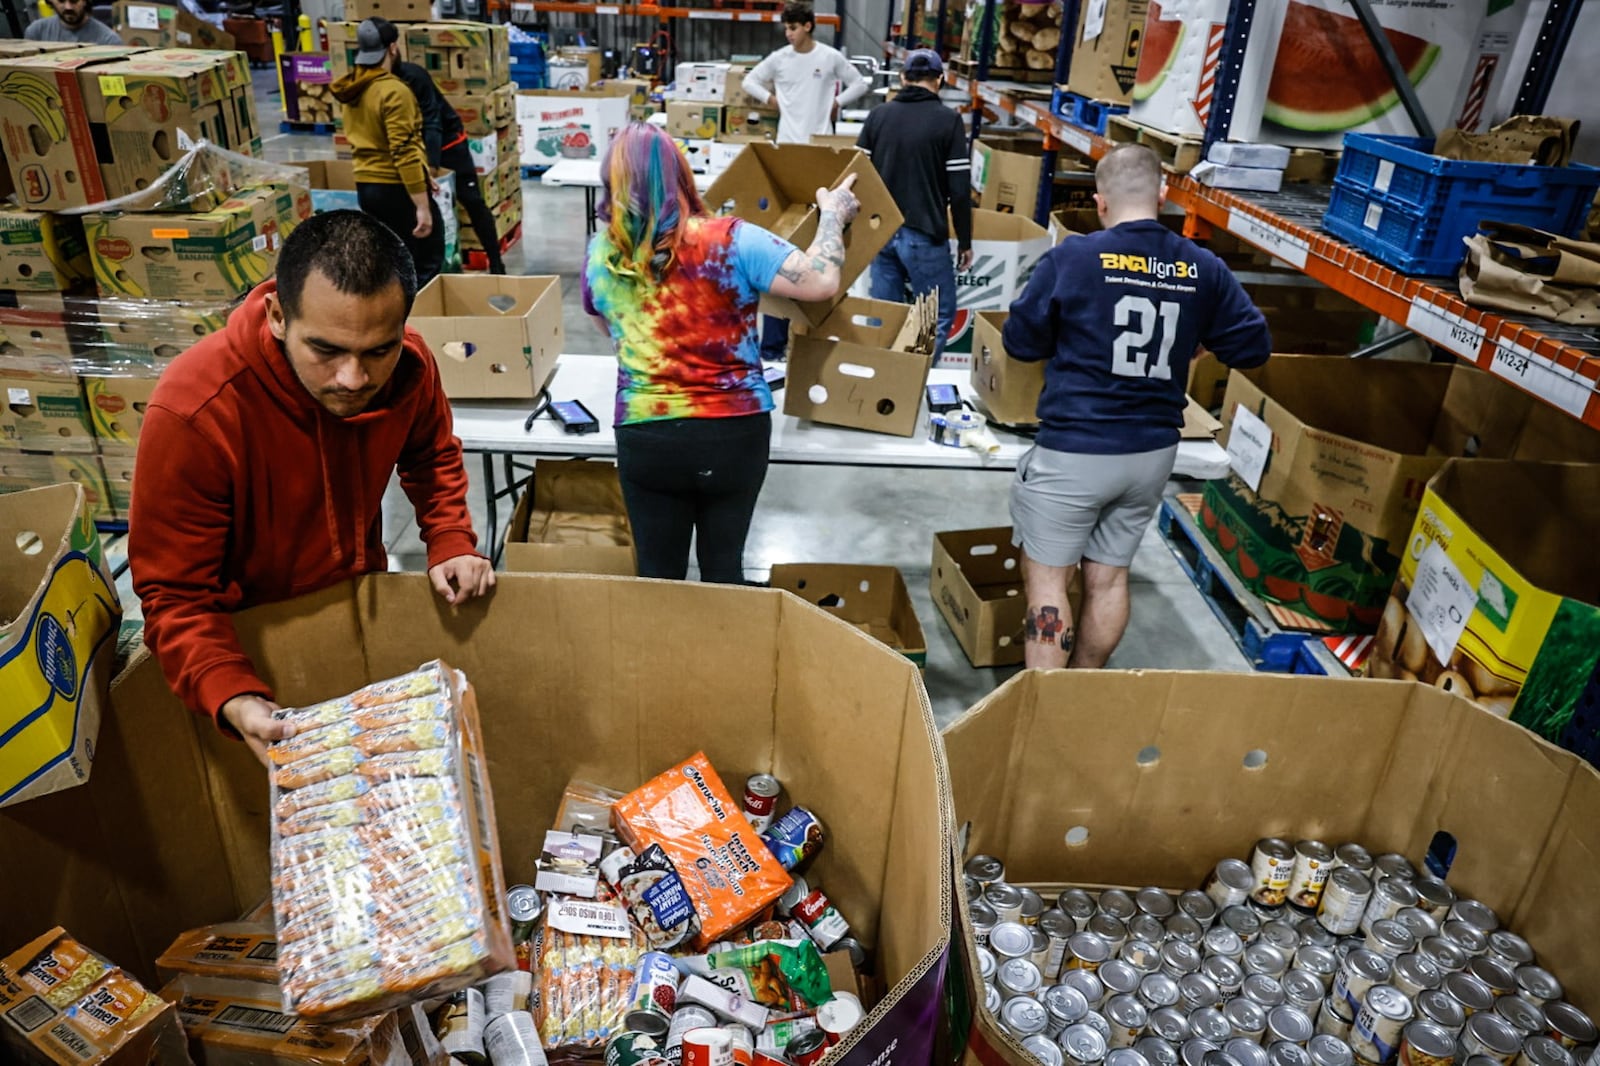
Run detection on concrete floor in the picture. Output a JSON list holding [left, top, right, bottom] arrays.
[[252, 77, 1250, 728]]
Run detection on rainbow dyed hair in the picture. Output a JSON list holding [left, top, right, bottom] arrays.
[[594, 122, 707, 286]]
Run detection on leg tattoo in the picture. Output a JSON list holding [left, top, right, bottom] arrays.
[[1025, 606, 1073, 649]]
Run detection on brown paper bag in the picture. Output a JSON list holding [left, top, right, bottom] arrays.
[[1460, 221, 1600, 324], [1435, 115, 1579, 166]]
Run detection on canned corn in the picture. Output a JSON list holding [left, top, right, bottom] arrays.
[[1161, 941, 1203, 980], [1203, 956, 1246, 1002], [1131, 915, 1169, 948], [1419, 938, 1469, 976], [1515, 967, 1562, 1008], [988, 883, 1026, 925], [1184, 1040, 1221, 1066], [992, 921, 1034, 961], [1415, 989, 1466, 1036], [1447, 900, 1499, 938], [1464, 957, 1516, 998], [1191, 1008, 1233, 1044], [1227, 1039, 1271, 1066], [1397, 1020, 1455, 1066], [1181, 973, 1224, 1013], [1106, 994, 1149, 1050], [1269, 1006, 1316, 1046], [966, 855, 1006, 886], [1262, 922, 1300, 956], [1102, 960, 1143, 998], [1206, 926, 1246, 962], [1021, 887, 1047, 926], [1517, 1037, 1575, 1066], [1296, 946, 1338, 991], [1002, 996, 1051, 1040], [1168, 913, 1206, 947], [1244, 975, 1287, 1010], [1063, 969, 1107, 1011], [999, 958, 1044, 1001], [1139, 974, 1181, 1012], [1149, 1008, 1189, 1044], [1224, 907, 1264, 945], [1273, 1043, 1314, 1066], [1457, 1013, 1521, 1065], [1061, 889, 1099, 929], [1493, 995, 1546, 1037], [1181, 890, 1221, 930], [1100, 890, 1137, 922], [1069, 931, 1113, 973], [1091, 914, 1131, 956], [1225, 997, 1268, 1042], [1137, 887, 1177, 920], [1395, 909, 1441, 945], [1046, 984, 1092, 1036], [1284, 971, 1326, 1014], [1029, 1035, 1068, 1066], [1062, 1023, 1110, 1066], [1412, 879, 1457, 921], [1109, 1048, 1153, 1066], [1443, 971, 1496, 1017], [1542, 1001, 1597, 1050], [1246, 944, 1291, 980], [1140, 1036, 1183, 1066]]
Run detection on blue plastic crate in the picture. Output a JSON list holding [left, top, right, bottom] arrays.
[[1049, 87, 1127, 136], [1322, 133, 1600, 276]]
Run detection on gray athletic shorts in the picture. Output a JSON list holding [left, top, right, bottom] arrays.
[[1009, 443, 1179, 568]]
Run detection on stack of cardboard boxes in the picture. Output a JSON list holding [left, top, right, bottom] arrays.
[[661, 62, 781, 179], [111, 0, 236, 50]]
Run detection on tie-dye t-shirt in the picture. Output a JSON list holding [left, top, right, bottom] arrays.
[[583, 215, 798, 425]]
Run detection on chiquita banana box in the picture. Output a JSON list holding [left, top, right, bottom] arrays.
[[0, 483, 121, 808]]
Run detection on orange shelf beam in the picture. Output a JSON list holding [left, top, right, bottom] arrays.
[[533, 1, 838, 23]]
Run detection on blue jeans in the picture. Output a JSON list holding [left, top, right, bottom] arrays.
[[759, 315, 789, 362], [870, 227, 957, 362]]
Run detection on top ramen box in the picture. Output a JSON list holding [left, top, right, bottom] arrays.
[[612, 752, 793, 948]]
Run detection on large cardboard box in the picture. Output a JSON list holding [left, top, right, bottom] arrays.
[[944, 669, 1600, 1066], [1205, 356, 1600, 632], [0, 372, 94, 453], [770, 563, 928, 668], [0, 209, 90, 292], [408, 274, 562, 399], [85, 183, 308, 303], [673, 61, 729, 101], [50, 451, 116, 522], [706, 144, 903, 329], [971, 139, 1043, 215], [945, 209, 1051, 363], [1370, 459, 1600, 763], [517, 87, 632, 167], [404, 21, 510, 95], [84, 375, 158, 453], [1, 574, 953, 1066], [723, 65, 771, 111], [504, 460, 635, 576], [113, 1, 235, 50], [666, 100, 724, 139], [344, 0, 431, 19], [0, 485, 120, 808], [0, 292, 78, 378], [95, 295, 238, 368], [931, 526, 1081, 667], [1063, 0, 1147, 103], [100, 451, 135, 518], [787, 296, 937, 437], [0, 46, 142, 211], [291, 156, 359, 213]]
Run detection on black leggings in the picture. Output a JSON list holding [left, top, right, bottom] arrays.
[[356, 181, 445, 288], [615, 413, 771, 583], [441, 140, 505, 274]]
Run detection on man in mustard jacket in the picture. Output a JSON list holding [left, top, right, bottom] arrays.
[[333, 19, 445, 286]]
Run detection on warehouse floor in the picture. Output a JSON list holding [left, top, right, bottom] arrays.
[[250, 79, 1250, 726]]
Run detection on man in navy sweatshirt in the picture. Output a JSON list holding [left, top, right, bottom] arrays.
[[1004, 144, 1271, 670]]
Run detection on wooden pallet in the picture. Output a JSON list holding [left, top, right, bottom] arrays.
[[951, 58, 1053, 85], [1106, 114, 1144, 147], [1284, 146, 1341, 184], [1129, 121, 1204, 174]]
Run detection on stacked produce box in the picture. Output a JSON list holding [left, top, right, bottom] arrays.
[[959, 0, 1065, 81], [280, 51, 340, 125]]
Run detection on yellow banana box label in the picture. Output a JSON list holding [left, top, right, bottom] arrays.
[[0, 483, 122, 808]]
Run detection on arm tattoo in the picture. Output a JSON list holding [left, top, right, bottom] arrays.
[[777, 256, 807, 283], [815, 210, 847, 269]]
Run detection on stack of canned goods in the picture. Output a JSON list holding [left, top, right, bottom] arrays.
[[962, 841, 1596, 1066]]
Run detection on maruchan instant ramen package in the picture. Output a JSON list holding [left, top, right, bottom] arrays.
[[0, 928, 188, 1065], [160, 975, 412, 1066], [267, 660, 515, 1023], [611, 752, 793, 948]]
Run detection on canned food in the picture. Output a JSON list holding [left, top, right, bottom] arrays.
[[1396, 909, 1442, 945], [1441, 923, 1489, 959], [1392, 954, 1443, 999], [1043, 911, 1079, 981], [1132, 915, 1170, 948], [1046, 984, 1092, 1036], [1464, 957, 1516, 999], [1297, 922, 1338, 953], [1062, 889, 1099, 928], [1029, 1035, 1069, 1066], [985, 983, 1003, 1016], [1415, 990, 1467, 1036], [1207, 859, 1259, 912], [485, 969, 534, 1019], [1296, 947, 1338, 991], [979, 946, 998, 982], [1543, 1001, 1598, 1050], [1319, 869, 1374, 938], [1003, 997, 1052, 1039], [1085, 1010, 1115, 1043], [1224, 907, 1264, 945], [1182, 891, 1221, 930], [993, 921, 1035, 961], [1021, 887, 1048, 926], [1269, 1006, 1316, 1046], [608, 1031, 671, 1066], [1225, 997, 1268, 1041], [762, 807, 824, 871], [1518, 1038, 1575, 1066], [1064, 969, 1107, 1011], [1447, 901, 1499, 938], [1069, 931, 1114, 973], [1107, 994, 1150, 1049], [1186, 1041, 1223, 1066], [507, 885, 545, 943], [1246, 945, 1290, 980], [1207, 1050, 1247, 1066], [1102, 960, 1143, 998], [1130, 887, 1173, 919], [720, 1023, 752, 1066], [626, 952, 682, 1032], [1140, 1036, 1183, 1066], [1284, 971, 1326, 1013], [1443, 972, 1496, 1017], [971, 900, 1000, 946], [817, 995, 863, 1044], [1035, 928, 1058, 973], [1101, 890, 1138, 921], [1333, 951, 1392, 1020], [1273, 1043, 1314, 1066], [1181, 973, 1224, 1013], [1351, 984, 1414, 1065], [1458, 1013, 1522, 1065], [1063, 1023, 1111, 1066], [1161, 941, 1203, 980], [1140, 974, 1181, 1011], [1481, 932, 1532, 970], [1335, 845, 1375, 874], [439, 988, 487, 1064], [1514, 968, 1562, 1008], [1397, 1020, 1455, 1066], [667, 1008, 720, 1066], [1368, 921, 1417, 960], [967, 855, 1006, 886], [1123, 941, 1163, 975], [967, 876, 985, 903], [1227, 1039, 1272, 1066], [989, 883, 1026, 925], [1091, 915, 1131, 956], [743, 774, 781, 834], [1420, 938, 1469, 976], [682, 1028, 735, 1066], [795, 889, 850, 951], [1150, 1009, 1190, 1044], [999, 958, 1045, 1001], [1249, 898, 1289, 924], [835, 937, 868, 973], [787, 1029, 830, 1066], [1361, 880, 1420, 937], [1262, 922, 1300, 956], [1493, 995, 1546, 1037], [1110, 1048, 1154, 1066], [1203, 956, 1246, 1002], [1289, 842, 1335, 913], [1318, 1000, 1355, 1041], [1412, 879, 1457, 921], [1205, 926, 1246, 962], [1244, 975, 1287, 1010], [1374, 855, 1416, 882], [1310, 1035, 1356, 1066], [1192, 1008, 1233, 1044], [485, 1013, 547, 1066]]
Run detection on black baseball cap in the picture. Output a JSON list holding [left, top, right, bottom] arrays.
[[905, 49, 944, 79], [355, 18, 399, 65]]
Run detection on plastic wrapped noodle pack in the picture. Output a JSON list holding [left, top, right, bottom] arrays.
[[268, 660, 516, 1024], [532, 913, 648, 1048]]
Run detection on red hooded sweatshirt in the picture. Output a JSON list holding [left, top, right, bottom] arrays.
[[129, 279, 479, 722]]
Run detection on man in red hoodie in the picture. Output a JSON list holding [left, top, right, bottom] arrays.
[[129, 210, 494, 763]]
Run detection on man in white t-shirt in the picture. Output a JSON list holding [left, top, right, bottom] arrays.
[[744, 1, 868, 360]]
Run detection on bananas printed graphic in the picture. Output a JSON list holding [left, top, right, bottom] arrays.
[[0, 71, 66, 143]]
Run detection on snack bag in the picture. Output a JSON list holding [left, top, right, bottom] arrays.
[[602, 844, 699, 950], [683, 939, 833, 1011], [612, 753, 792, 948]]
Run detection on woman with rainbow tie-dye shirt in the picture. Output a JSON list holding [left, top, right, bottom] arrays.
[[583, 123, 861, 583]]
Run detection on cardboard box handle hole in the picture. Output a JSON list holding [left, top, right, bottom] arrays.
[[1243, 749, 1269, 770], [858, 580, 870, 593], [1065, 826, 1090, 847], [16, 531, 42, 556], [1136, 746, 1161, 767], [840, 363, 875, 380], [969, 545, 998, 557], [808, 385, 829, 404], [488, 294, 518, 313], [1003, 558, 1016, 570]]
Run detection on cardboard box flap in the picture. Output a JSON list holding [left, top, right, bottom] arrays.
[[520, 460, 633, 548], [936, 527, 1025, 592], [1180, 397, 1221, 439], [769, 563, 927, 658], [0, 483, 79, 618]]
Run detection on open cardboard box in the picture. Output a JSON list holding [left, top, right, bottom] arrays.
[[0, 484, 120, 808], [931, 527, 1081, 668], [2, 574, 953, 1066], [408, 275, 563, 399], [786, 295, 937, 437], [503, 459, 635, 576], [945, 210, 1051, 362], [944, 669, 1600, 1066], [770, 563, 927, 669], [705, 144, 903, 328]]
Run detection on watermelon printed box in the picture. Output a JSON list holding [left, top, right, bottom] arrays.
[[516, 89, 631, 167], [1204, 357, 1600, 633], [1369, 460, 1600, 765]]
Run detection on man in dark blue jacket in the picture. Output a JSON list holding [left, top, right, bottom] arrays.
[[1004, 144, 1271, 670]]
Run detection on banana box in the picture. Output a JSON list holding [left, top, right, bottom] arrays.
[[96, 295, 238, 366], [0, 483, 121, 808], [404, 21, 509, 95], [50, 451, 115, 522], [0, 209, 90, 292], [459, 191, 520, 250], [86, 183, 307, 302], [0, 46, 144, 211], [0, 450, 52, 493], [112, 2, 237, 50], [100, 451, 135, 518], [84, 375, 159, 453], [0, 293, 76, 378], [0, 371, 95, 454]]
